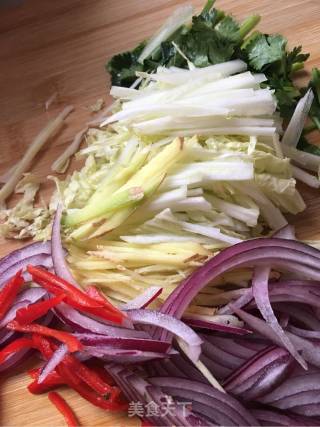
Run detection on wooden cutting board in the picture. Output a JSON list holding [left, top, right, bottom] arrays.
[[1, 0, 320, 425]]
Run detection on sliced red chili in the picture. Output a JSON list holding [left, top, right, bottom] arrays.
[[32, 333, 55, 359], [0, 337, 33, 364], [7, 321, 83, 353], [48, 391, 80, 427], [57, 363, 127, 412], [28, 266, 125, 325], [63, 353, 115, 397], [15, 294, 66, 325], [0, 270, 24, 320], [86, 285, 122, 314]]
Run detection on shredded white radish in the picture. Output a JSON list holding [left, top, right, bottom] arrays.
[[52, 126, 88, 174], [0, 106, 73, 205], [44, 92, 58, 111], [138, 4, 194, 64], [282, 89, 314, 147], [291, 165, 320, 188]]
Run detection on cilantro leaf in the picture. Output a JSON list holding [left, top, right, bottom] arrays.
[[243, 33, 287, 71], [215, 16, 241, 44], [286, 46, 309, 74], [106, 43, 145, 86]]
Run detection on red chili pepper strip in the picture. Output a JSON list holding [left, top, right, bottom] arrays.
[[27, 266, 103, 308], [141, 420, 154, 427], [86, 285, 122, 314], [63, 353, 115, 397], [48, 391, 80, 427], [28, 370, 65, 395], [7, 321, 83, 353], [15, 294, 66, 325], [32, 333, 55, 359], [28, 266, 125, 325], [0, 337, 33, 364], [35, 278, 124, 324], [57, 363, 127, 412], [0, 270, 24, 320]]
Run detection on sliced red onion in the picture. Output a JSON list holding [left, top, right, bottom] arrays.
[[201, 339, 245, 371], [0, 241, 51, 276], [287, 325, 320, 339], [85, 348, 173, 363], [0, 348, 32, 373], [252, 266, 306, 368], [0, 288, 47, 327], [232, 305, 320, 368], [0, 329, 15, 345], [273, 302, 320, 331], [121, 287, 162, 310], [202, 335, 264, 361], [224, 346, 294, 401], [106, 363, 208, 427], [160, 238, 320, 329], [38, 344, 68, 384], [0, 254, 52, 288], [252, 409, 318, 426], [127, 309, 203, 362], [149, 377, 259, 426], [74, 333, 170, 353], [52, 204, 79, 287], [218, 289, 252, 315], [55, 303, 149, 339], [183, 317, 251, 335]]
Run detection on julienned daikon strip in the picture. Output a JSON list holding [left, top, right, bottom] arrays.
[[137, 4, 194, 64], [0, 106, 74, 205], [52, 126, 88, 173], [137, 59, 247, 85], [282, 144, 320, 175], [281, 89, 314, 147], [138, 126, 277, 137], [146, 208, 242, 245], [291, 165, 320, 188], [206, 194, 259, 227]]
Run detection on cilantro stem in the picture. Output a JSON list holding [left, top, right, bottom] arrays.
[[291, 62, 304, 74], [239, 15, 261, 41]]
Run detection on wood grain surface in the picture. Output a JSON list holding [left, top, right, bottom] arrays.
[[1, 0, 320, 425]]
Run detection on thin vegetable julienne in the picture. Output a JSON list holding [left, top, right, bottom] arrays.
[[0, 270, 24, 320], [15, 294, 66, 324], [7, 321, 83, 352], [0, 337, 34, 364], [27, 265, 125, 324], [48, 392, 80, 427]]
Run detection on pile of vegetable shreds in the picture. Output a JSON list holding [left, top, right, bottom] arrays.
[[3, 208, 320, 426], [3, 1, 320, 426]]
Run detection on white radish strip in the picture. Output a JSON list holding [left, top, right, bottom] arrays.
[[120, 233, 213, 245], [160, 127, 277, 138], [102, 104, 230, 125], [138, 4, 194, 64], [207, 194, 259, 227], [232, 182, 287, 230], [170, 197, 213, 212], [282, 89, 314, 147], [134, 116, 276, 133], [110, 86, 140, 99], [0, 105, 74, 205], [188, 72, 266, 96], [52, 126, 88, 173], [169, 161, 254, 182], [139, 59, 247, 85], [146, 186, 188, 211], [187, 188, 203, 197], [291, 165, 320, 188], [282, 144, 320, 174]]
